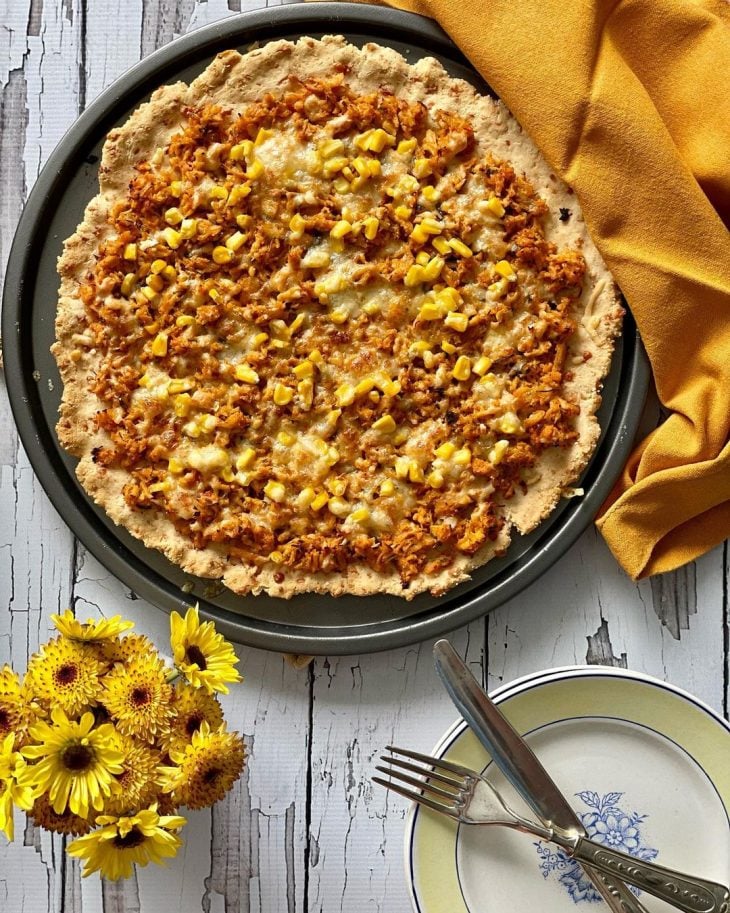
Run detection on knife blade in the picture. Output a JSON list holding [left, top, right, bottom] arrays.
[[433, 640, 648, 913]]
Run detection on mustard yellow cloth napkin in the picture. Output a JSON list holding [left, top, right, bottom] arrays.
[[333, 0, 730, 577]]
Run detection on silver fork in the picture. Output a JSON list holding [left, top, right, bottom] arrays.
[[375, 746, 730, 913]]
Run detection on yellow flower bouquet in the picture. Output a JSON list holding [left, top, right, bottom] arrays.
[[0, 604, 244, 880]]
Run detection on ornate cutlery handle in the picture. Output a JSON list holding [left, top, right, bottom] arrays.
[[589, 867, 652, 913], [572, 837, 730, 913]]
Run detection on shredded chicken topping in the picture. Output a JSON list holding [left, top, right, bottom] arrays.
[[77, 76, 587, 586]]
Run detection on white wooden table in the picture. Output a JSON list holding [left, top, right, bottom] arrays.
[[0, 1, 727, 910]]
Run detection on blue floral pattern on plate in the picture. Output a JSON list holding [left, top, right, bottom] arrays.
[[535, 791, 659, 903]]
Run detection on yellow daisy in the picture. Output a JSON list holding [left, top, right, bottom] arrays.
[[0, 733, 34, 841], [101, 651, 173, 743], [158, 722, 245, 810], [103, 734, 160, 816], [21, 708, 124, 819], [67, 804, 186, 880], [25, 636, 102, 717], [100, 633, 157, 667], [170, 604, 242, 695], [29, 792, 92, 836], [0, 666, 25, 740], [165, 682, 224, 754], [51, 610, 134, 642]]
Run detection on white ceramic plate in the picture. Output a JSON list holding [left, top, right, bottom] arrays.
[[406, 666, 730, 913]]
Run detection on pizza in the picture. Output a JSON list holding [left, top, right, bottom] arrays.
[[53, 36, 622, 600]]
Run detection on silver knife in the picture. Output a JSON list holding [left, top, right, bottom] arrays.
[[433, 640, 650, 913]]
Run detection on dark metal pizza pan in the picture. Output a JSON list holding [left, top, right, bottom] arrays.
[[1, 3, 650, 654]]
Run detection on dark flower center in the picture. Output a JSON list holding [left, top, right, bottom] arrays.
[[0, 708, 10, 731], [185, 645, 207, 671], [131, 687, 150, 706], [185, 713, 204, 736], [55, 663, 78, 685], [203, 766, 221, 785], [113, 826, 146, 849], [62, 743, 94, 772]]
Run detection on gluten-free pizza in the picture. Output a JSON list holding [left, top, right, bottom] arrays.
[[53, 37, 623, 599]]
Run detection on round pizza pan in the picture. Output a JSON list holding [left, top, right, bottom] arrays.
[[1, 3, 650, 655]]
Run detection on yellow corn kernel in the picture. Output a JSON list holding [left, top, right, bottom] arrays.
[[412, 157, 431, 178], [410, 224, 430, 245], [170, 180, 183, 197], [121, 273, 136, 297], [448, 238, 473, 258], [173, 393, 191, 417], [419, 302, 443, 321], [180, 218, 197, 239], [368, 391, 381, 404], [452, 355, 472, 381], [182, 420, 200, 439], [488, 278, 509, 298], [264, 480, 286, 503], [497, 411, 523, 434], [319, 138, 345, 159], [137, 373, 151, 388], [372, 414, 396, 433], [328, 307, 348, 325], [422, 256, 445, 282], [356, 216, 378, 242], [351, 377, 372, 398], [382, 380, 401, 397], [325, 445, 340, 467], [489, 439, 509, 465], [326, 477, 347, 497], [472, 356, 493, 376], [226, 231, 246, 252], [277, 430, 296, 446], [349, 507, 370, 524], [356, 128, 395, 153], [246, 332, 267, 351], [148, 258, 165, 275], [298, 379, 314, 408], [486, 196, 505, 217], [268, 550, 284, 564], [146, 273, 164, 293], [435, 442, 457, 460], [436, 287, 462, 311], [405, 265, 425, 287], [397, 137, 417, 155], [444, 311, 469, 332], [423, 350, 436, 369], [236, 447, 256, 470], [200, 414, 217, 433], [228, 183, 251, 207], [220, 466, 235, 483], [208, 288, 223, 304], [333, 176, 350, 193], [330, 219, 352, 240], [235, 364, 259, 384], [212, 246, 233, 264], [422, 217, 443, 235], [352, 156, 371, 178], [453, 447, 472, 466], [209, 186, 229, 202], [291, 361, 313, 380], [123, 243, 137, 260], [273, 384, 294, 406], [309, 349, 324, 365], [416, 251, 431, 266], [287, 314, 305, 335], [140, 286, 158, 302], [235, 213, 252, 230], [367, 159, 381, 177], [441, 339, 457, 354], [297, 487, 317, 509], [335, 383, 355, 407], [394, 204, 412, 221], [323, 156, 348, 177], [379, 479, 396, 497], [161, 265, 176, 282], [164, 207, 183, 226], [494, 259, 516, 279], [310, 491, 329, 512], [314, 275, 347, 301], [422, 185, 440, 203], [408, 461, 425, 483], [245, 159, 265, 181], [395, 456, 411, 479], [254, 127, 272, 146], [432, 236, 451, 256], [229, 141, 253, 161], [168, 458, 184, 475], [289, 213, 306, 239], [162, 227, 182, 249], [151, 333, 168, 357], [328, 497, 349, 518], [168, 378, 193, 394], [411, 340, 431, 356], [427, 469, 445, 489], [148, 481, 172, 494], [394, 428, 410, 446]]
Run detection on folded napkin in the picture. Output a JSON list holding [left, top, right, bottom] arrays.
[[333, 0, 730, 577]]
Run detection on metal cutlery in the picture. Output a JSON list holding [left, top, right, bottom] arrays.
[[375, 745, 730, 913], [433, 639, 648, 913]]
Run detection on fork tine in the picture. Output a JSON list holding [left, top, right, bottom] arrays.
[[386, 745, 476, 779], [379, 754, 464, 789], [372, 776, 461, 820], [374, 765, 460, 802]]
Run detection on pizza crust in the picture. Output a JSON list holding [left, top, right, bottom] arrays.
[[53, 36, 622, 600]]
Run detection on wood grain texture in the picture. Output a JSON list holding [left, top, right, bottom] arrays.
[[0, 1, 728, 910]]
